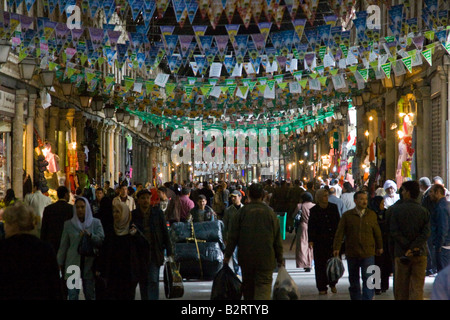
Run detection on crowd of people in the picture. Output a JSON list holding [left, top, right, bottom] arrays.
[[0, 174, 449, 300]]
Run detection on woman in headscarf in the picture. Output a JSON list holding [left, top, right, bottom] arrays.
[[57, 197, 105, 300], [293, 192, 315, 272], [96, 202, 150, 300], [383, 180, 400, 209]]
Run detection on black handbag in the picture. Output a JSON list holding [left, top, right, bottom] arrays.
[[77, 233, 98, 257], [163, 259, 184, 299]]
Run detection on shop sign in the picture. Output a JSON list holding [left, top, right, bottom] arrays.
[[0, 88, 15, 117]]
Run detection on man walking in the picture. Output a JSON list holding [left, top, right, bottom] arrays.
[[113, 183, 136, 212], [40, 186, 73, 253], [131, 189, 173, 300], [179, 187, 194, 222], [224, 183, 283, 300], [328, 187, 346, 217], [333, 191, 383, 300], [420, 177, 437, 276], [222, 190, 244, 276], [24, 181, 52, 234], [389, 180, 430, 300], [429, 184, 450, 271]]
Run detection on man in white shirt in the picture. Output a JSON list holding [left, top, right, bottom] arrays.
[[330, 179, 342, 198], [24, 181, 52, 234], [112, 184, 136, 212]]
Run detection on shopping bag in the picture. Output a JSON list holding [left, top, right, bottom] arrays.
[[210, 264, 242, 300], [77, 232, 98, 257], [326, 257, 345, 283], [272, 266, 300, 300], [163, 258, 184, 299]]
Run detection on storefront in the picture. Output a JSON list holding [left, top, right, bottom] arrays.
[[0, 86, 15, 199]]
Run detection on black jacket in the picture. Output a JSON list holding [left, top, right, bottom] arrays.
[[0, 234, 63, 300], [96, 233, 150, 285], [131, 206, 173, 266], [388, 199, 430, 257], [40, 200, 73, 253], [308, 202, 340, 247]]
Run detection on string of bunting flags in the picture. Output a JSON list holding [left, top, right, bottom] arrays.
[[1, 1, 450, 133]]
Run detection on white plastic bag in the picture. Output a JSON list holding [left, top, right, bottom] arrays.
[[272, 266, 300, 300]]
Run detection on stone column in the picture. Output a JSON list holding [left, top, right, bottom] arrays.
[[34, 104, 46, 145], [13, 90, 28, 200], [440, 71, 448, 183], [58, 109, 69, 176], [47, 106, 59, 152], [108, 125, 115, 183], [419, 86, 431, 179], [385, 90, 397, 180], [74, 112, 86, 172], [114, 126, 121, 184], [25, 94, 37, 182], [104, 124, 111, 183]]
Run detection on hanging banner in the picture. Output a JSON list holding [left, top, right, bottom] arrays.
[[187, 0, 199, 24], [226, 24, 240, 45], [258, 22, 272, 42]]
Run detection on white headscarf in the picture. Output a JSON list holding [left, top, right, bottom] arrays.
[[383, 180, 397, 192], [71, 197, 94, 231]]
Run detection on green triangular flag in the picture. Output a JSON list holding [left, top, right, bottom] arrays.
[[80, 54, 88, 65], [348, 65, 358, 74], [274, 74, 284, 83], [309, 73, 318, 79], [358, 69, 369, 82], [444, 42, 450, 56], [299, 79, 308, 89], [258, 76, 268, 85], [402, 56, 412, 73], [329, 69, 339, 76], [339, 44, 348, 58], [267, 80, 276, 90], [318, 76, 328, 86], [239, 86, 249, 96], [426, 43, 436, 54], [422, 48, 433, 66], [319, 46, 327, 61], [66, 66, 76, 79], [200, 84, 213, 97], [293, 70, 302, 80], [166, 83, 176, 96], [220, 86, 229, 93], [145, 80, 155, 93], [48, 61, 58, 71], [86, 70, 97, 83], [424, 30, 435, 41], [278, 82, 288, 89], [184, 84, 194, 97], [227, 83, 237, 95], [188, 77, 196, 85], [209, 78, 218, 86], [248, 81, 257, 92], [257, 84, 266, 93], [241, 78, 251, 86], [381, 62, 391, 79], [370, 61, 379, 70]]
